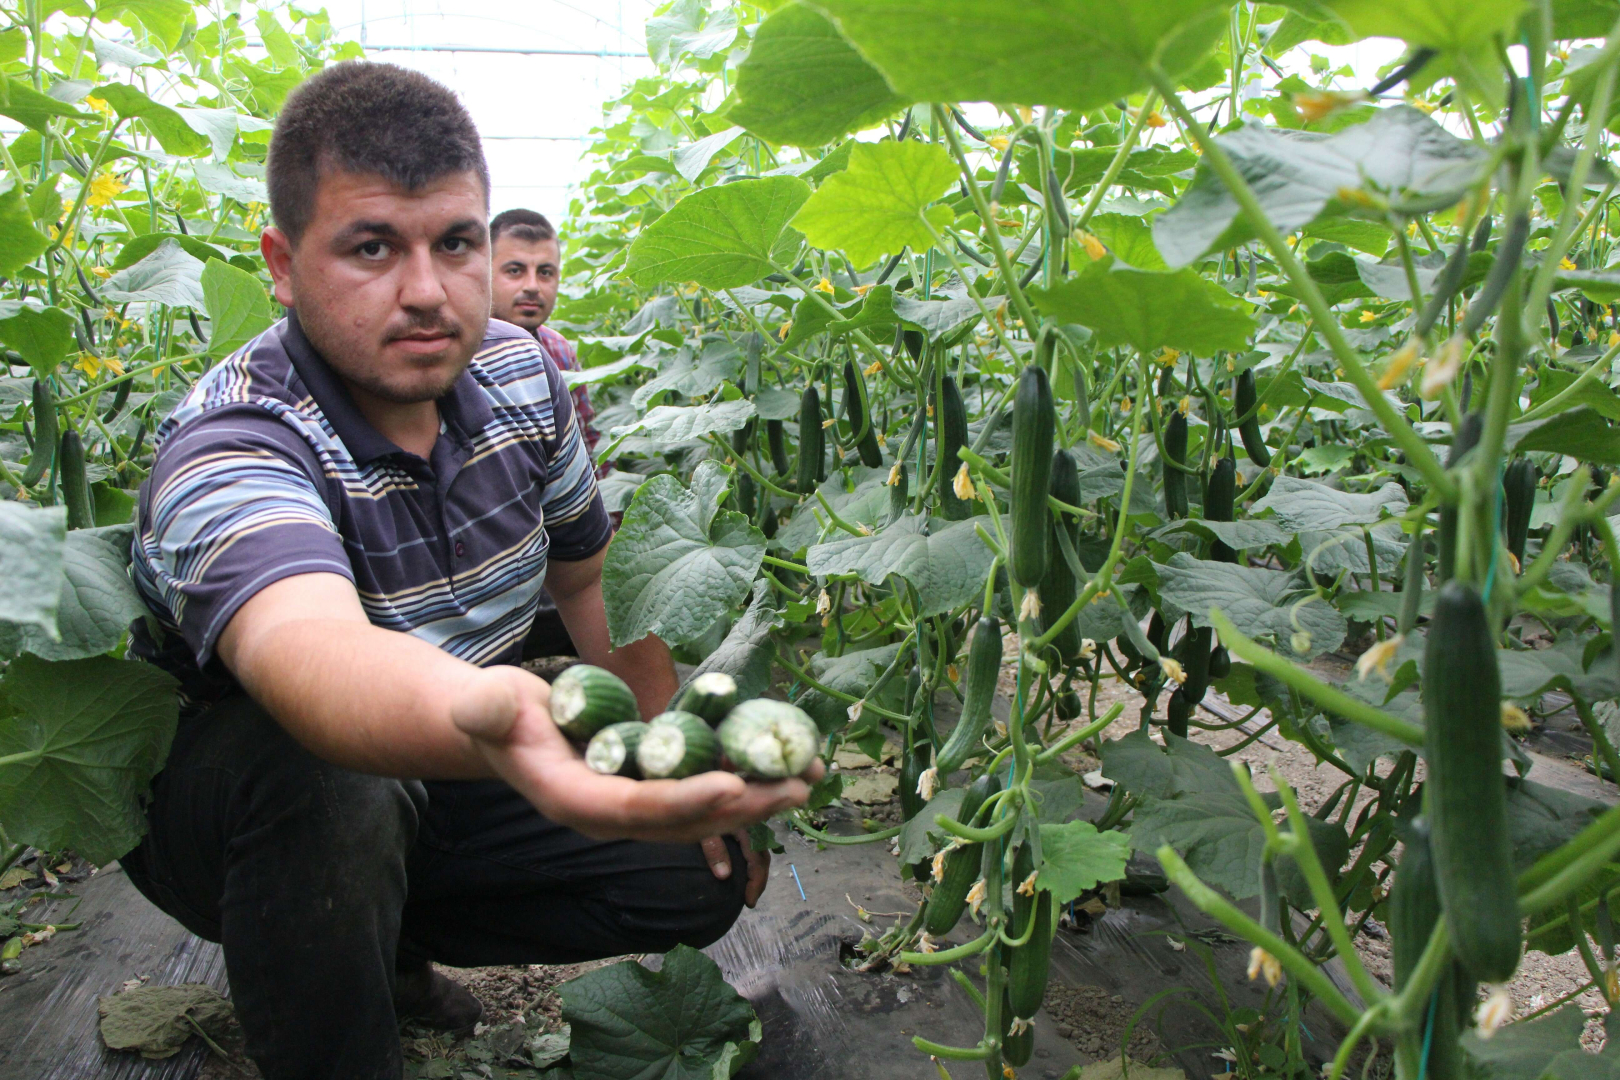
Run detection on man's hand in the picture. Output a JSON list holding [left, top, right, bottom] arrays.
[[453, 666, 822, 844], [701, 832, 771, 907]]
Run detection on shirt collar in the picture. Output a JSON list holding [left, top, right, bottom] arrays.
[[281, 310, 494, 465]]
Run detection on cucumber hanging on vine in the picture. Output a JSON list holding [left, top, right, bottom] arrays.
[[1039, 448, 1084, 661], [1073, 361, 1091, 434], [1010, 365, 1055, 588], [936, 616, 1002, 774], [887, 461, 909, 525], [1007, 842, 1055, 1020], [924, 772, 1000, 936], [1000, 988, 1034, 1068], [1503, 456, 1537, 566], [1423, 581, 1522, 983], [1388, 819, 1473, 1080], [936, 372, 970, 520], [843, 358, 884, 468], [1162, 408, 1189, 519], [796, 385, 825, 494], [1436, 413, 1483, 584], [1205, 454, 1237, 563], [20, 378, 56, 488], [766, 419, 790, 477], [899, 741, 931, 820], [1234, 368, 1270, 467], [59, 430, 94, 530]]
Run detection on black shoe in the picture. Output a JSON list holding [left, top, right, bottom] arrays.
[[394, 963, 484, 1033]]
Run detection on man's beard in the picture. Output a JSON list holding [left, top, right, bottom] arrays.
[[300, 304, 482, 404]]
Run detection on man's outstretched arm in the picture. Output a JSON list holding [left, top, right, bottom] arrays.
[[217, 572, 817, 844]]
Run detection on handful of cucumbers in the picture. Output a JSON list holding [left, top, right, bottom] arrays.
[[551, 666, 821, 781]]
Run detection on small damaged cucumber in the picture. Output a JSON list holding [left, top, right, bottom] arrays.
[[1423, 581, 1521, 983], [585, 721, 650, 778], [717, 699, 821, 778], [550, 665, 640, 742], [671, 671, 738, 726], [636, 711, 720, 779], [1010, 365, 1055, 588], [936, 616, 1002, 774]]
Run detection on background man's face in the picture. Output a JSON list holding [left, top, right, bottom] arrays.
[[262, 169, 491, 405], [490, 234, 560, 332]]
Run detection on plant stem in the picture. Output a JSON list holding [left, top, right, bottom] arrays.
[[1074, 91, 1160, 232], [937, 108, 1041, 332]]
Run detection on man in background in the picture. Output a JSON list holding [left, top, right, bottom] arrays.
[[489, 209, 607, 660]]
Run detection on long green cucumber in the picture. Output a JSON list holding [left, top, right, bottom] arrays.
[[1007, 843, 1055, 1019], [1039, 449, 1083, 661], [716, 699, 820, 778], [936, 616, 1002, 773], [843, 358, 883, 468], [1205, 454, 1237, 563], [1399, 526, 1426, 636], [924, 773, 1001, 936], [1073, 361, 1090, 434], [936, 373, 970, 520], [887, 461, 908, 526], [20, 378, 56, 488], [796, 385, 825, 493], [1437, 414, 1483, 584], [1423, 581, 1521, 983], [1010, 365, 1055, 588], [1162, 410, 1189, 519], [1234, 369, 1270, 468], [1388, 819, 1473, 1080], [899, 741, 931, 820], [59, 429, 94, 530], [1502, 457, 1537, 566], [551, 665, 640, 741], [585, 721, 650, 777], [767, 419, 790, 476], [1001, 989, 1034, 1067], [636, 711, 720, 779], [671, 671, 738, 725]]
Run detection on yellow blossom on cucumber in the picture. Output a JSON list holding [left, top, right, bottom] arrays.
[[864, 359, 883, 377], [887, 463, 902, 487], [1500, 702, 1531, 732], [916, 932, 939, 954], [1359, 310, 1376, 323], [813, 277, 834, 294], [1159, 657, 1186, 685], [1560, 256, 1578, 271], [85, 94, 111, 116], [1247, 946, 1282, 987], [1078, 639, 1096, 660], [846, 699, 864, 723], [953, 461, 976, 501], [1087, 431, 1121, 453], [1019, 589, 1042, 622], [779, 322, 791, 339], [1157, 347, 1180, 367], [1474, 990, 1513, 1038], [1017, 871, 1038, 897], [1293, 89, 1368, 122], [1421, 335, 1467, 400], [966, 878, 987, 917], [816, 589, 832, 615], [1355, 636, 1403, 682], [86, 172, 125, 208], [1376, 341, 1420, 390], [917, 766, 939, 801], [988, 135, 1010, 151], [1075, 229, 1107, 261], [821, 417, 837, 429], [1178, 396, 1191, 416], [853, 283, 873, 295]]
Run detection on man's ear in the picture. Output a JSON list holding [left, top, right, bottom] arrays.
[[260, 227, 296, 308]]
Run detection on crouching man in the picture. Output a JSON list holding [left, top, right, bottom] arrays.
[[120, 62, 816, 1080]]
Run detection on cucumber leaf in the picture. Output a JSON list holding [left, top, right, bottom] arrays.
[[607, 398, 757, 446], [1309, 0, 1526, 53], [100, 238, 208, 308], [806, 512, 996, 617], [559, 945, 761, 1080], [681, 583, 780, 704], [1036, 820, 1133, 903], [0, 654, 178, 865], [1028, 257, 1257, 355], [772, 466, 891, 553], [796, 642, 904, 734], [602, 461, 766, 648], [624, 176, 811, 289], [1250, 474, 1409, 531], [812, 0, 1229, 112], [0, 303, 76, 380], [200, 258, 275, 359], [0, 524, 145, 661], [728, 2, 906, 146], [1152, 552, 1349, 659], [1460, 1005, 1620, 1079], [0, 503, 66, 639], [790, 140, 957, 267]]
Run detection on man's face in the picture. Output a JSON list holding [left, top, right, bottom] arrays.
[[261, 169, 491, 405], [490, 234, 560, 332]]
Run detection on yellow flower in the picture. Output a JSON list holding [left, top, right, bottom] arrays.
[[863, 359, 882, 377], [853, 283, 872, 296], [1159, 657, 1186, 685], [1120, 397, 1132, 415], [1355, 635, 1403, 682], [1016, 106, 1033, 124], [987, 135, 1010, 152], [778, 322, 791, 340], [1087, 430, 1121, 453], [1294, 90, 1368, 123], [90, 265, 111, 279], [813, 277, 833, 294], [1158, 347, 1180, 367], [1410, 98, 1438, 114], [1019, 589, 1042, 622], [1178, 396, 1191, 416], [1074, 229, 1107, 261], [1377, 341, 1419, 390], [1560, 256, 1578, 272], [1247, 946, 1282, 987], [821, 417, 836, 429], [1359, 310, 1376, 323], [1609, 331, 1619, 348], [1017, 871, 1038, 897], [1474, 990, 1513, 1039], [1500, 703, 1531, 733], [917, 766, 938, 801], [953, 461, 975, 501], [1421, 335, 1466, 400], [966, 877, 987, 917], [85, 94, 111, 116], [74, 353, 102, 378], [886, 462, 902, 487]]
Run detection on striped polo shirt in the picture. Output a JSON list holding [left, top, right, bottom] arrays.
[[130, 312, 611, 715]]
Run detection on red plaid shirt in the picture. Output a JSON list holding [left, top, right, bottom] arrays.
[[534, 324, 609, 479]]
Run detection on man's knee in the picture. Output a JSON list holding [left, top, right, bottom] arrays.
[[608, 837, 747, 953]]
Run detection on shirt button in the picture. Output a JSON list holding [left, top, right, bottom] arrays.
[[454, 542, 466, 557]]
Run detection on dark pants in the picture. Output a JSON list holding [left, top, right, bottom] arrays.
[[121, 695, 746, 1080]]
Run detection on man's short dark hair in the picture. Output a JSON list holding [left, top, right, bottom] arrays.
[[268, 62, 490, 244], [490, 208, 557, 246]]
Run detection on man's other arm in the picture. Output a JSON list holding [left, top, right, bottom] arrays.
[[546, 547, 679, 718]]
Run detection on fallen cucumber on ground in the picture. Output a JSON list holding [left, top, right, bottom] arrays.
[[567, 669, 822, 780]]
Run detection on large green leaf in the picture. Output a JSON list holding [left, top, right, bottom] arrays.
[[805, 513, 996, 617], [782, 284, 897, 350], [891, 290, 982, 341], [1036, 821, 1133, 903], [1460, 1006, 1620, 1079], [0, 653, 178, 865], [774, 466, 891, 553], [631, 338, 741, 409], [811, 0, 1231, 111], [200, 258, 276, 358], [0, 177, 51, 275], [1251, 474, 1409, 531], [0, 525, 145, 661], [680, 583, 780, 703], [0, 304, 76, 379], [602, 461, 766, 647], [1310, 0, 1527, 52], [98, 0, 194, 51], [0, 503, 66, 637], [1021, 144, 1199, 199], [728, 2, 906, 146], [559, 945, 761, 1080], [1154, 106, 1485, 268], [796, 641, 905, 733], [101, 237, 207, 308], [1153, 552, 1348, 658], [108, 231, 228, 272], [790, 140, 957, 267], [93, 83, 209, 157], [623, 176, 810, 289], [607, 399, 757, 446], [1029, 256, 1257, 354], [899, 786, 968, 862], [0, 77, 95, 133], [1509, 407, 1620, 465]]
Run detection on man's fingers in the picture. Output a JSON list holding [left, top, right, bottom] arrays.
[[733, 828, 770, 908], [700, 835, 732, 880]]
